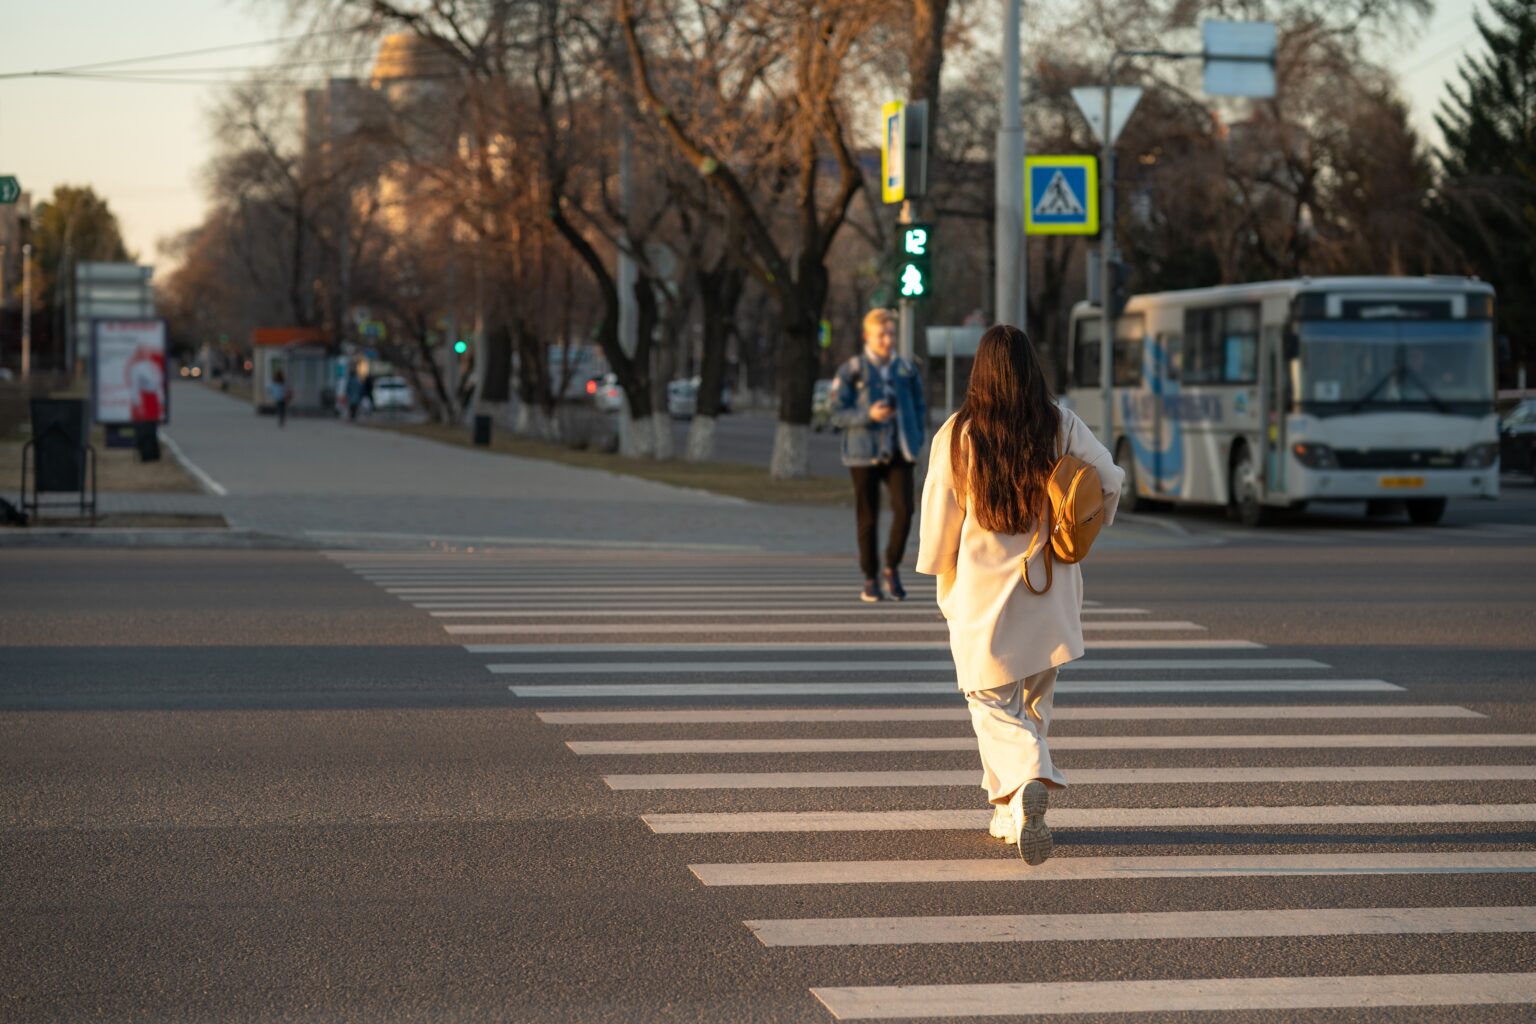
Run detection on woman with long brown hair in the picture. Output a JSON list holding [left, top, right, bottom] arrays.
[[916, 324, 1123, 864]]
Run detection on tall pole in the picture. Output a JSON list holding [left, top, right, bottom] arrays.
[[994, 0, 1024, 327], [617, 114, 639, 455], [1098, 56, 1117, 450], [21, 242, 32, 380], [898, 200, 915, 360]]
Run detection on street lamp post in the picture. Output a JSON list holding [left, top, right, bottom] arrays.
[[21, 242, 32, 380]]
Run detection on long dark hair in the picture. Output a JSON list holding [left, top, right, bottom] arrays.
[[950, 324, 1058, 534]]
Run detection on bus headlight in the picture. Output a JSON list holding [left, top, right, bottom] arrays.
[[1292, 442, 1337, 468], [1463, 443, 1500, 469]]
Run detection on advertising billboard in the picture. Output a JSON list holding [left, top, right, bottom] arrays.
[[92, 318, 169, 425]]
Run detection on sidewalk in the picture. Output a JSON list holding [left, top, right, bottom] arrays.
[[14, 382, 1201, 554]]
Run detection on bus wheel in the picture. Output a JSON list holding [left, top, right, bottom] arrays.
[[1115, 439, 1143, 514], [1406, 498, 1447, 526], [1229, 445, 1274, 527]]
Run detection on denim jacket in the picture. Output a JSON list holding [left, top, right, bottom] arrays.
[[831, 353, 928, 466]]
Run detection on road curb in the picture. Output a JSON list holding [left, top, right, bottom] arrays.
[[0, 528, 315, 550]]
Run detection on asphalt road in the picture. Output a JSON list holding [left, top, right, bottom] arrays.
[[4, 519, 1535, 1022]]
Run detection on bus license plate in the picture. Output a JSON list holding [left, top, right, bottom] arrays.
[[1380, 475, 1425, 489]]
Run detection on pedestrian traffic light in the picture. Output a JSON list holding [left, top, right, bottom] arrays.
[[453, 340, 468, 355], [896, 223, 933, 301], [1107, 260, 1129, 321]]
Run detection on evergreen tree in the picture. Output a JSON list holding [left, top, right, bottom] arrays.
[[1434, 0, 1536, 386]]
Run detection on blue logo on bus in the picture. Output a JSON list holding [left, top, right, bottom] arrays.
[[1120, 338, 1185, 491]]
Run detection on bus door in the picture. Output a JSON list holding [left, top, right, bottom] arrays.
[[1261, 324, 1285, 497]]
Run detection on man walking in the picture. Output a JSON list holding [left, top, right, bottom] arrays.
[[831, 308, 928, 602]]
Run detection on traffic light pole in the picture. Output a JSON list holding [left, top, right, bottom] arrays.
[[994, 0, 1024, 328], [898, 200, 915, 361], [1098, 56, 1117, 452]]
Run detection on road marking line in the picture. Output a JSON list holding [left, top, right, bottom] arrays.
[[428, 607, 1148, 617], [693, 851, 1536, 887], [644, 803, 1536, 834], [570, 733, 1536, 755], [538, 705, 1483, 725], [469, 639, 1261, 654], [752, 905, 1536, 947], [489, 657, 1323, 675], [446, 620, 1199, 635], [387, 589, 933, 595], [158, 432, 229, 497], [411, 602, 955, 611], [809, 972, 1536, 1019], [609, 765, 1536, 791], [510, 678, 1391, 697]]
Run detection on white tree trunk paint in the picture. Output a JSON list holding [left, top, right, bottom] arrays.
[[651, 413, 675, 460], [769, 421, 810, 479], [685, 415, 717, 461]]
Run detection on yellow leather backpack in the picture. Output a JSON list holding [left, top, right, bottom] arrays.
[[1022, 453, 1107, 595]]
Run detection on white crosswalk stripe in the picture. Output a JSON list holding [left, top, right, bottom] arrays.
[[690, 852, 1536, 886], [540, 704, 1484, 724], [810, 974, 1536, 1019], [508, 678, 1402, 697], [330, 549, 1536, 1020], [645, 804, 1536, 834], [571, 732, 1536, 755], [605, 765, 1536, 790], [750, 905, 1536, 946]]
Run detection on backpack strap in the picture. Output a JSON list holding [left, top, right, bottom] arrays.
[[1022, 536, 1053, 595]]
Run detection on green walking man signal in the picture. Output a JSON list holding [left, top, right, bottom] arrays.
[[896, 223, 933, 300]]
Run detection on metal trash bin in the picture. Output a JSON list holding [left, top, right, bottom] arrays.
[[134, 421, 161, 462], [473, 414, 492, 446], [22, 398, 96, 521]]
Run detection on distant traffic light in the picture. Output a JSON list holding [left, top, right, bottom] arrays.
[[896, 223, 933, 301], [453, 340, 469, 355], [1107, 260, 1129, 321]]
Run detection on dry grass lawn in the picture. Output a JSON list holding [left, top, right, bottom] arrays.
[[0, 425, 202, 495], [376, 421, 854, 506]]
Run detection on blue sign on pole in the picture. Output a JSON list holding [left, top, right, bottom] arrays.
[[1024, 156, 1099, 235]]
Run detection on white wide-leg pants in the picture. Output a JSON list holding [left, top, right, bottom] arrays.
[[964, 666, 1068, 805]]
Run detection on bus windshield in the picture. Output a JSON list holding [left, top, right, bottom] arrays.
[[1298, 320, 1492, 412]]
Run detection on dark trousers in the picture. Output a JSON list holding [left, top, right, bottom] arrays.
[[850, 458, 915, 579], [275, 399, 287, 428]]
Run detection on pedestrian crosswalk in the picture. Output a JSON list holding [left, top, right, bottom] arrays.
[[328, 549, 1536, 1020]]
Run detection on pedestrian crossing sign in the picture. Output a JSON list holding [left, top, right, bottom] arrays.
[[1024, 155, 1098, 235]]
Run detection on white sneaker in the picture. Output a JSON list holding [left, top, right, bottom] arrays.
[[988, 805, 1011, 840], [1009, 780, 1053, 866]]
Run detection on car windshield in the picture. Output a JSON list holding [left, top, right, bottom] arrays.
[[1298, 320, 1492, 410]]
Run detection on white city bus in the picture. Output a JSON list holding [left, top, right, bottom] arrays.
[[1064, 276, 1500, 526]]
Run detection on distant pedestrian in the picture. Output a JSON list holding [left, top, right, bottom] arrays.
[[831, 308, 928, 602], [345, 370, 364, 421], [268, 370, 291, 428], [916, 324, 1123, 865]]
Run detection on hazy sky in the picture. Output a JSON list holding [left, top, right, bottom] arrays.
[[0, 0, 1489, 271]]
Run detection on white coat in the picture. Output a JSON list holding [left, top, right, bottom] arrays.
[[915, 406, 1124, 691]]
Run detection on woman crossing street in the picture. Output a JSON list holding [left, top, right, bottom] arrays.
[[916, 324, 1124, 864]]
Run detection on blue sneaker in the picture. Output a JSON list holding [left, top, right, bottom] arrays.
[[860, 579, 883, 603], [882, 567, 907, 602]]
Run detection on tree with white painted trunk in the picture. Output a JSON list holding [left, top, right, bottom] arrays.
[[617, 0, 876, 478]]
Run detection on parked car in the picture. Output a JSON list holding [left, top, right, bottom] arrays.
[[591, 373, 625, 414], [667, 378, 698, 419], [368, 376, 415, 411], [811, 378, 837, 432], [1500, 399, 1536, 481]]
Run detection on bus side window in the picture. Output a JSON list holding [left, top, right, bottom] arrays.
[[1184, 308, 1219, 383], [1114, 315, 1144, 386], [1222, 306, 1260, 383], [1162, 334, 1182, 380]]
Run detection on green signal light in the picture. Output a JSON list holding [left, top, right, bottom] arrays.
[[453, 340, 469, 354], [902, 227, 929, 256], [899, 262, 928, 298]]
